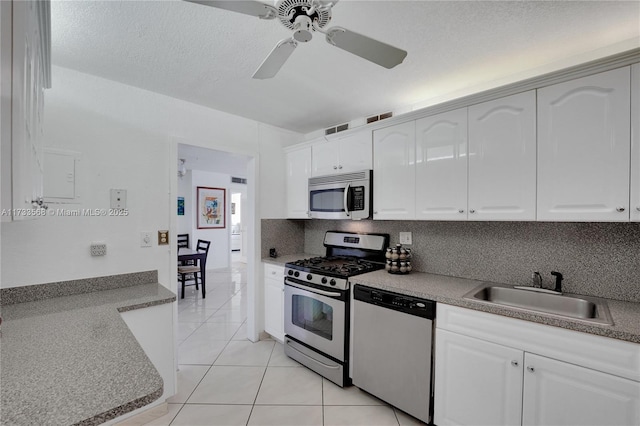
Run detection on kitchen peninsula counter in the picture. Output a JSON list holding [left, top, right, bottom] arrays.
[[0, 282, 175, 426], [352, 270, 640, 344]]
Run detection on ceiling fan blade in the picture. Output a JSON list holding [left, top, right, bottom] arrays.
[[184, 1, 277, 19], [253, 38, 298, 79], [325, 27, 407, 69]]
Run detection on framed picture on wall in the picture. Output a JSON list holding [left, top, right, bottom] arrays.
[[177, 197, 185, 216], [197, 187, 226, 229]]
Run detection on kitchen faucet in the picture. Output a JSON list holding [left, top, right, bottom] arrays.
[[551, 271, 563, 293]]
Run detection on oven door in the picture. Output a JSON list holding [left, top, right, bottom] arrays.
[[284, 279, 346, 361]]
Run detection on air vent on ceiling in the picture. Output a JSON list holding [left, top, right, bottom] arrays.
[[325, 123, 349, 136], [366, 111, 393, 124], [231, 177, 247, 184]]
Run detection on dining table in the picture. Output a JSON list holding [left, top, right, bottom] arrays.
[[178, 247, 207, 289]]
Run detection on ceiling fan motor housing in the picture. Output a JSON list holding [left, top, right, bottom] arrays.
[[276, 0, 332, 31]]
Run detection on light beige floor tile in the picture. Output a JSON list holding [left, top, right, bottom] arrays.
[[177, 309, 215, 323], [268, 342, 302, 367], [231, 323, 248, 341], [323, 379, 386, 406], [171, 404, 252, 426], [167, 365, 210, 403], [394, 407, 428, 425], [187, 366, 265, 404], [178, 337, 227, 365], [323, 405, 399, 426], [188, 321, 243, 341], [215, 340, 275, 366], [142, 403, 183, 426], [176, 322, 202, 341], [207, 309, 247, 323], [255, 366, 323, 405], [247, 405, 323, 426]]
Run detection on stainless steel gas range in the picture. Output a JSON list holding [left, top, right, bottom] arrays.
[[283, 231, 389, 387]]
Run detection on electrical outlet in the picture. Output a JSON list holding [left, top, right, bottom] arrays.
[[90, 242, 107, 256], [158, 230, 169, 245], [399, 232, 412, 245], [140, 232, 152, 248]]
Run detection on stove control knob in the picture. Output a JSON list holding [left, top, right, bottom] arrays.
[[321, 277, 328, 284], [287, 270, 293, 276], [307, 274, 313, 281], [294, 271, 300, 278], [330, 279, 336, 286]]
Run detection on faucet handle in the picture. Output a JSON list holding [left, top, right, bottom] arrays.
[[531, 271, 542, 288], [550, 271, 563, 293]]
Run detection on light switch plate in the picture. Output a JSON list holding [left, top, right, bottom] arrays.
[[158, 230, 169, 245], [140, 232, 152, 247], [399, 232, 412, 245]]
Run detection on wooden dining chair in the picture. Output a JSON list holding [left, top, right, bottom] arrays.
[[177, 234, 189, 249], [178, 239, 211, 299]]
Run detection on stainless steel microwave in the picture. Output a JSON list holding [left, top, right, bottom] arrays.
[[308, 170, 372, 220]]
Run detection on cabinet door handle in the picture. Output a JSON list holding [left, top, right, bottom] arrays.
[[511, 360, 519, 367], [469, 209, 476, 214], [636, 206, 640, 212], [616, 207, 625, 212], [458, 209, 465, 214], [527, 366, 535, 373], [333, 166, 338, 170], [338, 165, 342, 169]]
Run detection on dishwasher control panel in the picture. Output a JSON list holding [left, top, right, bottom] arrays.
[[354, 284, 436, 319]]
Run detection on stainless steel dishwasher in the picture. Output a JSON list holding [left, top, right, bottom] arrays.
[[352, 284, 436, 424]]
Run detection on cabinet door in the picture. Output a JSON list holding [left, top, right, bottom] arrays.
[[286, 147, 311, 219], [311, 141, 339, 177], [631, 63, 640, 222], [337, 130, 372, 173], [373, 121, 416, 220], [522, 353, 640, 426], [434, 329, 524, 426], [264, 264, 284, 342], [469, 91, 536, 220], [537, 67, 631, 221], [415, 108, 468, 220]]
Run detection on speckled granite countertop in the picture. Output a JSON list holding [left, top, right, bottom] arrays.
[[351, 270, 640, 344], [0, 283, 176, 426]]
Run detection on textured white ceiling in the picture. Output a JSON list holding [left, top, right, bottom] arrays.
[[51, 1, 640, 134]]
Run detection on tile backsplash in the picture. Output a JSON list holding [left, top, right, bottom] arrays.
[[263, 219, 640, 303]]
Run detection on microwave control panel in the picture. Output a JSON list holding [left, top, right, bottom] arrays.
[[351, 186, 365, 211]]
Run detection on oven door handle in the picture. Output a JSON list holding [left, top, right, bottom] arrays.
[[286, 338, 341, 370], [285, 279, 342, 298]]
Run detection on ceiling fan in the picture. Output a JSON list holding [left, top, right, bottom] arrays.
[[185, 0, 408, 79]]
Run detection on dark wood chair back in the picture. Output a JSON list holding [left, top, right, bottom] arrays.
[[177, 234, 189, 249], [196, 239, 211, 256]]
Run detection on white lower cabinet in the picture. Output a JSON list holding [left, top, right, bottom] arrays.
[[434, 304, 640, 426], [434, 329, 523, 426], [263, 263, 284, 341], [522, 353, 640, 426]]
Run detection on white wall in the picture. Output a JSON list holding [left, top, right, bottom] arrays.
[[177, 170, 192, 235], [0, 66, 300, 289]]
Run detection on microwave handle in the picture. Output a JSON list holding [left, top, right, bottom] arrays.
[[343, 183, 350, 217]]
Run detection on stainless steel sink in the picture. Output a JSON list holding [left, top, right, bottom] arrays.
[[463, 284, 613, 325]]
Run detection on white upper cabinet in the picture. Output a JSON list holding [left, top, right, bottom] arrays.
[[415, 108, 468, 220], [537, 67, 631, 221], [631, 63, 640, 222], [468, 91, 537, 221], [312, 130, 372, 177], [286, 146, 311, 219], [373, 121, 416, 220]]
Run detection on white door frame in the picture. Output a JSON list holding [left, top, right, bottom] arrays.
[[168, 138, 261, 354]]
